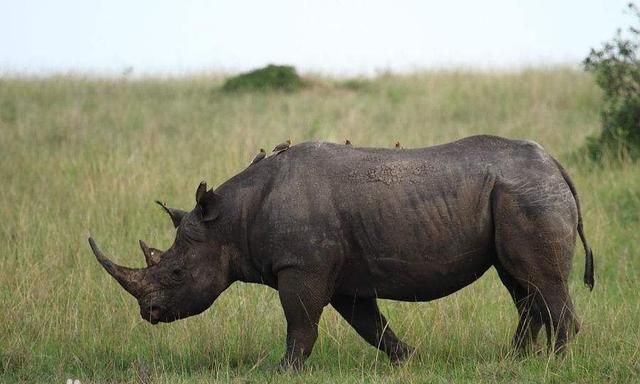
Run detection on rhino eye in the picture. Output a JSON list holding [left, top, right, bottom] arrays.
[[172, 268, 183, 278]]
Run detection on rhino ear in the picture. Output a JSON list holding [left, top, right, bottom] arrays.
[[155, 200, 187, 228], [195, 181, 208, 204], [195, 181, 221, 222]]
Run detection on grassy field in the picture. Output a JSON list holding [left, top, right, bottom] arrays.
[[1, 68, 639, 383]]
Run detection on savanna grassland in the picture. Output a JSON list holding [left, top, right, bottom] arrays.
[[1, 69, 639, 383]]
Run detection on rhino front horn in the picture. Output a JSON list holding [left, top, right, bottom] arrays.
[[88, 237, 146, 298]]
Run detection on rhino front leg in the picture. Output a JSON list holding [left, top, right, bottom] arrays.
[[277, 269, 331, 370], [331, 295, 415, 363]]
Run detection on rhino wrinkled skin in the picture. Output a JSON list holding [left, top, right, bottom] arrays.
[[89, 135, 594, 369]]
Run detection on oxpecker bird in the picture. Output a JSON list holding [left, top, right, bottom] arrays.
[[273, 139, 291, 153], [395, 141, 402, 149], [249, 148, 266, 166]]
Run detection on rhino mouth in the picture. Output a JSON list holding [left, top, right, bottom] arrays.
[[140, 304, 165, 324]]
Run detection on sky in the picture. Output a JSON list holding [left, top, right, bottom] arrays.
[[0, 0, 633, 76]]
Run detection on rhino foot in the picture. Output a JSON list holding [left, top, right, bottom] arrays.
[[388, 343, 416, 364]]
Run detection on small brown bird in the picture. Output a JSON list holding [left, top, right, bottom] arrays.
[[395, 141, 402, 149], [249, 148, 266, 166], [345, 139, 352, 146], [272, 139, 291, 153]]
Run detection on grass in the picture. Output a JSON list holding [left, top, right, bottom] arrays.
[[1, 68, 638, 383]]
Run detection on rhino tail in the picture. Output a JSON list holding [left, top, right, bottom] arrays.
[[551, 156, 595, 291]]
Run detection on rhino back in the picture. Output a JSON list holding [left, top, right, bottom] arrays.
[[228, 136, 565, 300]]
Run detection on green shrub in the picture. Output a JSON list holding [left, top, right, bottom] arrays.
[[339, 78, 373, 91], [583, 3, 640, 161], [222, 64, 304, 92]]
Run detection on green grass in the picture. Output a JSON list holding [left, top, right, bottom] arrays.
[[1, 68, 638, 383]]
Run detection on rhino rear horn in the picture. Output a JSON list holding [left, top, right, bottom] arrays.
[[139, 239, 162, 266], [155, 200, 187, 228], [88, 237, 146, 298]]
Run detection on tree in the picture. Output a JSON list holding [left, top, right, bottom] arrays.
[[584, 3, 640, 161]]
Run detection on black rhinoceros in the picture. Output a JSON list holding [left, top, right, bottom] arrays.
[[89, 135, 594, 369]]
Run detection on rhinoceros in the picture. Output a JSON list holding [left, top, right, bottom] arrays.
[[89, 135, 594, 369]]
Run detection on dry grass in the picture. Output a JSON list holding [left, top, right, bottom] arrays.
[[0, 68, 638, 383]]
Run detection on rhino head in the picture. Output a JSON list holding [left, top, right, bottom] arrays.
[[89, 182, 234, 324]]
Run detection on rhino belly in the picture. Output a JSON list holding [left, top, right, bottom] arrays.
[[335, 239, 493, 301]]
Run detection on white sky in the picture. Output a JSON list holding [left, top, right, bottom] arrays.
[[0, 0, 633, 75]]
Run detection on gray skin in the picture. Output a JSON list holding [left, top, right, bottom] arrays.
[[89, 135, 594, 370]]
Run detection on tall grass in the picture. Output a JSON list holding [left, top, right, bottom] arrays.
[[1, 68, 638, 383]]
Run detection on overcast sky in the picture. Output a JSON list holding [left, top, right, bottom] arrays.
[[0, 0, 633, 75]]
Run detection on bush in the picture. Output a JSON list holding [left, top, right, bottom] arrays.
[[339, 78, 373, 91], [222, 64, 304, 92], [583, 3, 640, 161]]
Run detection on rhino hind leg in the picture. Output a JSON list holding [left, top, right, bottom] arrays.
[[495, 263, 543, 353], [530, 280, 580, 353], [492, 183, 580, 354], [331, 296, 415, 363], [495, 253, 578, 353]]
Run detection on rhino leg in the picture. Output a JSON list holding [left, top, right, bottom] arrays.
[[495, 263, 543, 353], [492, 181, 580, 354], [331, 296, 415, 363], [277, 269, 332, 370], [534, 284, 578, 353], [495, 239, 579, 354]]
